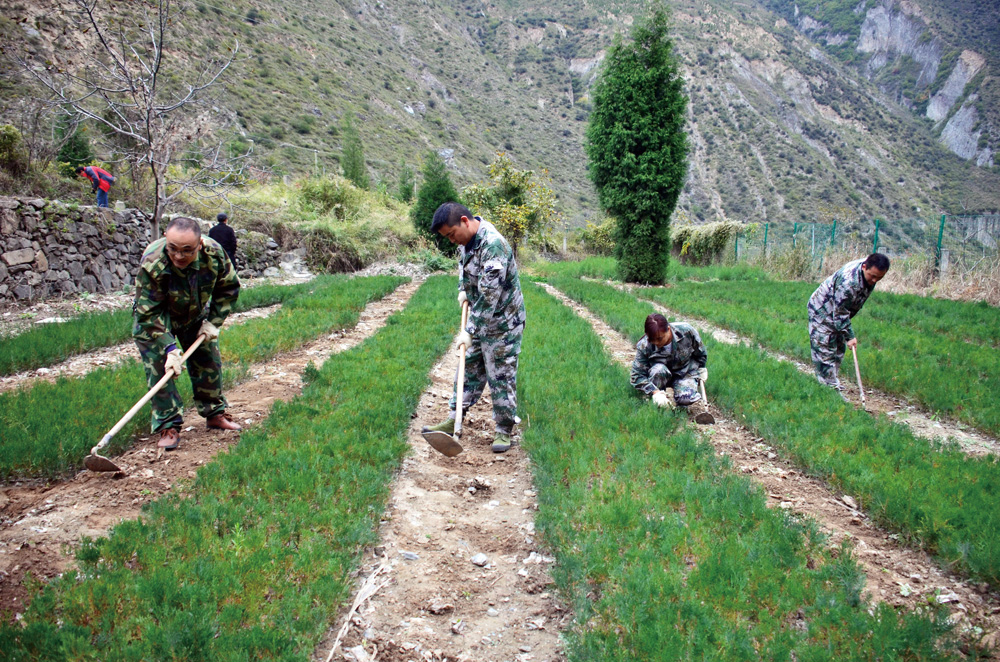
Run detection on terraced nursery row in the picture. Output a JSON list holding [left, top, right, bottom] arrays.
[[0, 279, 332, 377], [545, 275, 1000, 588], [2, 278, 967, 660], [0, 276, 457, 660], [636, 278, 1000, 436], [0, 275, 406, 479]]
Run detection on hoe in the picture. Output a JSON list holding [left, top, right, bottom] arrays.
[[695, 380, 715, 425], [85, 334, 207, 472], [422, 299, 470, 457], [851, 345, 868, 409]]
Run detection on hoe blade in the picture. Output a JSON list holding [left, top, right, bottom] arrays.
[[84, 454, 122, 473], [423, 431, 464, 457], [695, 411, 716, 425]]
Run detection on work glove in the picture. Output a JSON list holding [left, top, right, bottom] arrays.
[[199, 319, 220, 342], [698, 367, 708, 383], [457, 291, 468, 306], [652, 391, 672, 408], [456, 330, 473, 350], [165, 348, 185, 378]]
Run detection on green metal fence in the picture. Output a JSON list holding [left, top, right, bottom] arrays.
[[733, 215, 1000, 275]]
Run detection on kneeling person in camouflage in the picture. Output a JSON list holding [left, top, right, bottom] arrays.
[[133, 216, 243, 450], [631, 313, 708, 413], [807, 253, 889, 394], [422, 202, 525, 453]]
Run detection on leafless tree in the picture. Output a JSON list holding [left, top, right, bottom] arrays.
[[13, 0, 247, 236]]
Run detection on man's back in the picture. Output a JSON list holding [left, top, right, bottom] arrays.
[[208, 222, 237, 263]]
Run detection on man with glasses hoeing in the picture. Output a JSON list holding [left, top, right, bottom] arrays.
[[132, 217, 242, 450]]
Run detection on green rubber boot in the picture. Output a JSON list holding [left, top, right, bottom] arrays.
[[421, 417, 455, 435], [491, 432, 512, 453]]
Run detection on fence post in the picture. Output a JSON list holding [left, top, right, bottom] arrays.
[[735, 234, 739, 261], [934, 214, 946, 273], [811, 224, 816, 257], [793, 222, 798, 248], [873, 219, 880, 253], [763, 222, 769, 258], [830, 220, 837, 248]]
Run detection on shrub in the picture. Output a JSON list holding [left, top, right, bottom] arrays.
[[297, 175, 364, 220], [409, 150, 460, 253], [579, 217, 616, 256], [670, 221, 750, 265]]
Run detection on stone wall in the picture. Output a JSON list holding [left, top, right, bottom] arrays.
[[0, 197, 282, 302]]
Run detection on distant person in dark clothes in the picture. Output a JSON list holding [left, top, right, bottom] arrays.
[[75, 165, 115, 208], [208, 212, 238, 266]]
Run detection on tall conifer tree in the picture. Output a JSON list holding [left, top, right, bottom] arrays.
[[340, 112, 369, 190], [585, 6, 688, 284], [410, 151, 460, 252]]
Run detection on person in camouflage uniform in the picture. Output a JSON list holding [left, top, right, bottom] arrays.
[[807, 253, 889, 393], [631, 313, 708, 411], [133, 216, 242, 450], [422, 202, 526, 453]]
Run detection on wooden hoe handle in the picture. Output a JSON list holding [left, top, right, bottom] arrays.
[[851, 345, 866, 406], [90, 333, 208, 455], [454, 301, 470, 437]]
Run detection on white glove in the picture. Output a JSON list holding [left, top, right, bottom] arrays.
[[652, 391, 672, 408], [456, 330, 473, 350], [698, 367, 708, 383], [165, 348, 185, 377], [199, 319, 220, 341], [457, 291, 468, 306]]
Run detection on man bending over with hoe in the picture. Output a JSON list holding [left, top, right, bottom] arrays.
[[422, 202, 526, 453], [133, 216, 242, 450], [631, 313, 710, 420], [807, 252, 889, 395]]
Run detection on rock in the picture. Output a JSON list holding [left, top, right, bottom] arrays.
[[33, 250, 48, 272], [262, 266, 280, 278], [842, 495, 858, 510], [486, 608, 499, 617], [13, 284, 32, 299], [1, 208, 20, 234], [266, 239, 278, 249], [66, 261, 85, 278], [344, 645, 373, 662], [471, 553, 490, 567], [2, 247, 35, 266], [0, 197, 18, 210], [400, 550, 419, 561], [26, 199, 45, 210], [0, 263, 7, 280], [427, 600, 454, 615], [99, 269, 114, 291], [59, 280, 78, 294], [80, 274, 99, 293]]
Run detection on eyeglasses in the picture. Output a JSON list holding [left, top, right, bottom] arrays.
[[166, 244, 199, 257]]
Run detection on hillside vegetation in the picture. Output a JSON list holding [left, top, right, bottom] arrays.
[[2, 0, 998, 229]]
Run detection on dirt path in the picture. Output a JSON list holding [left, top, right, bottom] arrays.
[[0, 281, 422, 618], [541, 283, 999, 654], [0, 304, 283, 395], [315, 345, 570, 662], [603, 281, 1000, 457]]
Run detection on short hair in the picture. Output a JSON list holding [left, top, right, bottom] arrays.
[[217, 212, 228, 223], [644, 313, 669, 340], [430, 202, 473, 233], [164, 216, 202, 239], [75, 166, 85, 174], [863, 253, 890, 271]]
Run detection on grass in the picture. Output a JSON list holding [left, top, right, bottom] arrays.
[[637, 279, 1000, 435], [0, 279, 324, 377], [546, 275, 1000, 586], [0, 276, 457, 660], [527, 256, 773, 283], [0, 275, 406, 480], [521, 283, 958, 659]]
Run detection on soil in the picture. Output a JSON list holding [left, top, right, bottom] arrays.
[[0, 291, 135, 339], [0, 304, 283, 395], [541, 282, 1000, 656], [0, 280, 422, 619], [315, 345, 569, 661], [610, 281, 1000, 457]]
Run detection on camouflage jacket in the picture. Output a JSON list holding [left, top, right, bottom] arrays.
[[458, 218, 526, 337], [132, 236, 240, 351], [807, 258, 875, 340], [630, 322, 707, 396]]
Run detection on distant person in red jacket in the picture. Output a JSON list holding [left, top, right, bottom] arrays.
[[75, 165, 115, 208], [208, 212, 238, 266]]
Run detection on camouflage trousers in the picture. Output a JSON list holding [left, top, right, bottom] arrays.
[[808, 319, 845, 390], [449, 325, 523, 435], [649, 363, 701, 406], [135, 323, 228, 432]]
